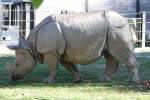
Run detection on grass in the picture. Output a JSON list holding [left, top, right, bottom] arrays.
[[0, 54, 150, 100]]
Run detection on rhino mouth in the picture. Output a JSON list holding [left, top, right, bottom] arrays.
[[11, 74, 24, 81]]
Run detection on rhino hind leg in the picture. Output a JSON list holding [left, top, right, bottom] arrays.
[[125, 54, 139, 83], [43, 53, 59, 84], [108, 49, 139, 83], [60, 61, 82, 83], [99, 50, 119, 82]]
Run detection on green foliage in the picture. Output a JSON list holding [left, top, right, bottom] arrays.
[[31, 0, 43, 9], [0, 54, 150, 99]]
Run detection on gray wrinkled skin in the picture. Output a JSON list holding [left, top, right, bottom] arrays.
[[7, 11, 139, 83]]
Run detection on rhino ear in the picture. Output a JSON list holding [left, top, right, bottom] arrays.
[[7, 36, 32, 50], [7, 36, 24, 50], [7, 36, 28, 50], [19, 36, 32, 50], [19, 36, 25, 43]]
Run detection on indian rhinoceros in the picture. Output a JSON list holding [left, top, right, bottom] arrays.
[[7, 11, 139, 83]]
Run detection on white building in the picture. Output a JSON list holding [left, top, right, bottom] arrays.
[[35, 0, 85, 25]]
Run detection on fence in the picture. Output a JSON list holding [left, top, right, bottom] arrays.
[[126, 12, 150, 53], [0, 10, 150, 52]]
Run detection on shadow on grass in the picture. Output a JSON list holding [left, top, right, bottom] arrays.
[[0, 55, 149, 92]]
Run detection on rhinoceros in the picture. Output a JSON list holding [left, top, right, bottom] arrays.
[[7, 11, 139, 83]]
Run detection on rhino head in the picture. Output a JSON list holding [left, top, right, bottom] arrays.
[[7, 37, 36, 81]]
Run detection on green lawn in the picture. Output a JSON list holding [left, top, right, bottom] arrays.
[[0, 54, 150, 100]]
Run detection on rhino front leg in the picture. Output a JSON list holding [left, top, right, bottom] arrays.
[[99, 50, 119, 82], [43, 53, 58, 84], [125, 54, 139, 83], [61, 61, 82, 83]]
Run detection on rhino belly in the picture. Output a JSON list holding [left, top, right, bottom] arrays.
[[63, 45, 103, 64]]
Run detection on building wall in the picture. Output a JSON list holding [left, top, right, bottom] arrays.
[[35, 0, 85, 25], [36, 0, 150, 36], [88, 0, 136, 17], [88, 0, 150, 37]]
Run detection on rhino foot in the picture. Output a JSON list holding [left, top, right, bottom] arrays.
[[99, 74, 111, 82], [128, 78, 140, 84], [43, 77, 57, 84]]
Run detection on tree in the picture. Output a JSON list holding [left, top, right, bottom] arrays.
[[31, 0, 43, 9]]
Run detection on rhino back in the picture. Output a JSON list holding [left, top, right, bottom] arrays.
[[58, 11, 108, 64]]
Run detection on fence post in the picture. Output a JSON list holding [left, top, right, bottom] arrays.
[[85, 0, 89, 12], [142, 12, 146, 48]]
